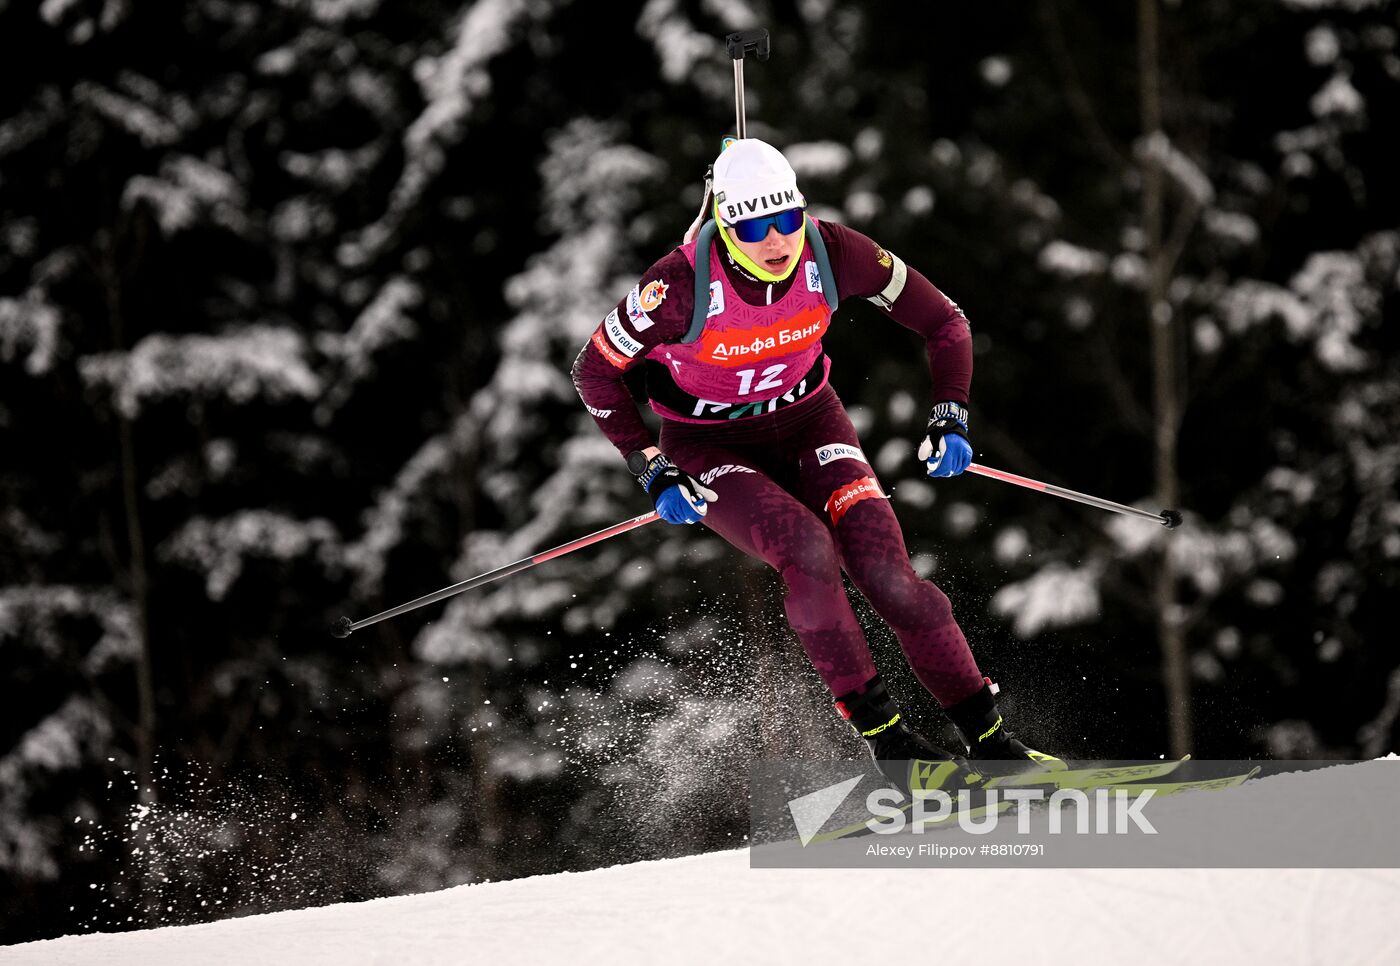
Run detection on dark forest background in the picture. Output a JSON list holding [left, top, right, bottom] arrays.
[[2, 0, 1397, 944]]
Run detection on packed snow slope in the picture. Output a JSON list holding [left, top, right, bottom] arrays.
[[10, 762, 1400, 964], [8, 853, 1399, 965]]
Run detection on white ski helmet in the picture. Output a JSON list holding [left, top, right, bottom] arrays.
[[712, 139, 805, 227]]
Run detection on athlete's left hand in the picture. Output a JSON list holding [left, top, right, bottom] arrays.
[[919, 401, 972, 478]]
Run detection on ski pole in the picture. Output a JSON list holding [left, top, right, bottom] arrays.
[[331, 512, 660, 638], [966, 462, 1182, 529]]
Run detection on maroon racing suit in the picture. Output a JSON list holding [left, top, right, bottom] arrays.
[[571, 219, 984, 706]]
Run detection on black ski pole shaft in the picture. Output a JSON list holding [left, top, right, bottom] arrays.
[[331, 512, 660, 638], [966, 462, 1182, 529]]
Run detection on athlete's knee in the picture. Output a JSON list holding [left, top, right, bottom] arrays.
[[757, 512, 840, 583], [864, 566, 955, 627], [917, 577, 955, 624], [784, 519, 844, 585]]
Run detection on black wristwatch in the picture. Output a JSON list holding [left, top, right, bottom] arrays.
[[626, 450, 650, 476]]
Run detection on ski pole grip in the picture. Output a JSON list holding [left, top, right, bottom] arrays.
[[726, 28, 770, 61]]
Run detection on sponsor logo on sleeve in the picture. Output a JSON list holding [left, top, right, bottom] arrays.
[[585, 403, 614, 419], [805, 261, 822, 293], [639, 279, 669, 312], [603, 308, 644, 357], [626, 286, 655, 330], [707, 280, 725, 318], [590, 327, 632, 369], [815, 443, 868, 467], [824, 476, 888, 526]]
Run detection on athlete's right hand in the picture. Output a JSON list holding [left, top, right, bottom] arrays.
[[636, 454, 718, 525]]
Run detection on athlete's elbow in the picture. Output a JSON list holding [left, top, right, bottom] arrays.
[[570, 344, 600, 394]]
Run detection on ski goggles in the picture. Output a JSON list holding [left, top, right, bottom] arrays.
[[730, 206, 805, 243]]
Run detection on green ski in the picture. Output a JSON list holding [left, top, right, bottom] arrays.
[[809, 798, 1012, 845], [982, 757, 1190, 791]]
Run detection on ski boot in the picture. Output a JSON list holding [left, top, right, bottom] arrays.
[[835, 675, 982, 797], [944, 677, 1061, 778]]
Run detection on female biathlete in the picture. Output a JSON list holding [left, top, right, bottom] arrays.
[[571, 139, 1054, 789]]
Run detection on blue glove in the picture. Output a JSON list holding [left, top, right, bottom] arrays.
[[918, 401, 972, 478], [636, 454, 719, 525]]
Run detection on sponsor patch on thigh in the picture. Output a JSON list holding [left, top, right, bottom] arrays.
[[814, 443, 867, 467], [824, 476, 888, 526]]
